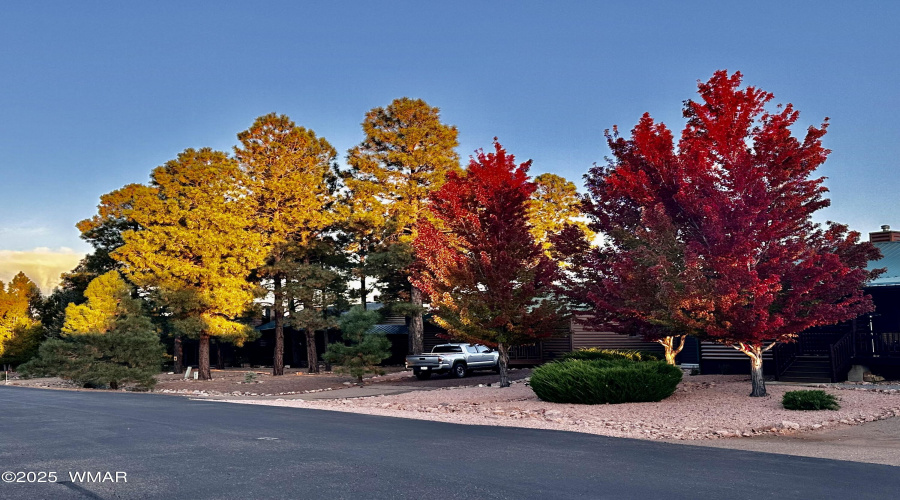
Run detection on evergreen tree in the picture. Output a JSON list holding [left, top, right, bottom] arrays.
[[345, 97, 459, 355], [527, 173, 594, 256], [235, 113, 339, 375], [282, 238, 349, 372], [19, 271, 164, 389], [111, 148, 264, 380], [323, 306, 391, 383]]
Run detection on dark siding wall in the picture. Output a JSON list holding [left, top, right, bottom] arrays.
[[674, 336, 701, 365], [423, 323, 454, 353], [570, 316, 665, 353], [699, 341, 774, 375]]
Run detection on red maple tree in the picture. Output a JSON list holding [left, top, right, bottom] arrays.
[[412, 141, 562, 387], [571, 71, 881, 396]]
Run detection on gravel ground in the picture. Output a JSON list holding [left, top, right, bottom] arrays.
[[221, 375, 900, 441], [151, 368, 530, 396]]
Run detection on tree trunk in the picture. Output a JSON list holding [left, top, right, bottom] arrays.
[[306, 329, 319, 374], [360, 274, 366, 310], [273, 275, 285, 376], [323, 330, 331, 371], [216, 341, 224, 370], [174, 336, 183, 374], [409, 285, 424, 355], [660, 335, 687, 365], [291, 329, 301, 369], [198, 333, 211, 380], [497, 343, 511, 388], [736, 343, 768, 397], [749, 351, 766, 397]]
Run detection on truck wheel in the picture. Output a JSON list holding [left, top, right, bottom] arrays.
[[415, 371, 432, 380], [451, 362, 467, 378], [493, 361, 501, 373]]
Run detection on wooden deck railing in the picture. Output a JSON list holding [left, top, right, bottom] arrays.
[[773, 340, 800, 379], [507, 343, 542, 362], [829, 331, 854, 382], [854, 332, 900, 358]]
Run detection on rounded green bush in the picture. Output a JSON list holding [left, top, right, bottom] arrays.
[[782, 390, 840, 411], [557, 348, 661, 363], [530, 359, 682, 404]]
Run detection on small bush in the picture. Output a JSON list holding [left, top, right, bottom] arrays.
[[530, 359, 682, 404], [558, 348, 661, 363], [324, 306, 392, 383], [782, 390, 840, 411]]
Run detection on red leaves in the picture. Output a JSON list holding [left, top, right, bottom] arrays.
[[575, 71, 879, 348], [412, 141, 560, 345]]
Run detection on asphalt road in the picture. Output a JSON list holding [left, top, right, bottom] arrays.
[[1, 387, 897, 500]]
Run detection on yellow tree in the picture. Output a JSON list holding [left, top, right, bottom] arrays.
[[62, 270, 130, 335], [0, 272, 42, 369], [527, 173, 594, 256], [20, 270, 164, 389], [234, 113, 340, 375], [112, 148, 264, 380], [346, 98, 459, 354]]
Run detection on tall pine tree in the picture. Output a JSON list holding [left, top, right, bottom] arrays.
[[112, 148, 264, 380], [345, 98, 459, 355], [0, 272, 42, 369], [235, 113, 339, 375]]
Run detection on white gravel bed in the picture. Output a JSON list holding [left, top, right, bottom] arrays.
[[220, 375, 900, 441]]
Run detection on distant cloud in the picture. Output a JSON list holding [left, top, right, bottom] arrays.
[[0, 248, 84, 295]]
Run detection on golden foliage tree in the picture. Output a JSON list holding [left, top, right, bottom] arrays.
[[112, 148, 265, 380], [527, 173, 594, 255], [20, 270, 164, 389], [235, 113, 340, 375], [345, 97, 459, 354], [0, 272, 42, 369]]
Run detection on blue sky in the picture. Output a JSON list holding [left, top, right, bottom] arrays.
[[1, 1, 898, 284]]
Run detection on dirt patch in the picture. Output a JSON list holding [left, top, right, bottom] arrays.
[[3, 366, 531, 396], [221, 375, 900, 441], [153, 367, 391, 396], [3, 376, 80, 390], [152, 366, 530, 396]]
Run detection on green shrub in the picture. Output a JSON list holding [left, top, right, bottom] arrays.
[[557, 348, 661, 363], [530, 359, 682, 404], [782, 390, 840, 411], [324, 306, 392, 383], [18, 318, 164, 390]]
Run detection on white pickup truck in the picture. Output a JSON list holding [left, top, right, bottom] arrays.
[[405, 343, 500, 380]]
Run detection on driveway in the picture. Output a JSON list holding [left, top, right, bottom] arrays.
[[1, 386, 898, 499]]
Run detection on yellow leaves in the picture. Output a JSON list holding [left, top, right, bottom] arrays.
[[527, 173, 594, 256], [111, 148, 265, 340], [346, 98, 460, 244], [62, 271, 131, 336], [234, 114, 339, 249]]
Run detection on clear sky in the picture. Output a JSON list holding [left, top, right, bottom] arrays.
[[1, 1, 898, 287]]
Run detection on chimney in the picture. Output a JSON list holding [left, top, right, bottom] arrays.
[[870, 225, 900, 242]]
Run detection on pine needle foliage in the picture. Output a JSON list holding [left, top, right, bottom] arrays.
[[323, 306, 391, 383], [19, 271, 164, 390]]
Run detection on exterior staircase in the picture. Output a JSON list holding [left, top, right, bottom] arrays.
[[777, 355, 833, 383]]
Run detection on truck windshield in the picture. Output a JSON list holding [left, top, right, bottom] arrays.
[[432, 346, 463, 353]]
